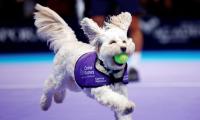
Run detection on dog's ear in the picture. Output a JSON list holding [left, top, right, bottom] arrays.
[[106, 12, 132, 32], [81, 18, 103, 42]]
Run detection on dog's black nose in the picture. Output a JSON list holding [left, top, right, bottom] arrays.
[[121, 47, 126, 52]]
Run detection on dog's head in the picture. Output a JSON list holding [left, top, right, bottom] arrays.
[[81, 12, 135, 70]]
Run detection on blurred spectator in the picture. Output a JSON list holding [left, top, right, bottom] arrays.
[[141, 0, 200, 18], [0, 0, 35, 26], [84, 0, 144, 81], [0, 0, 24, 25]]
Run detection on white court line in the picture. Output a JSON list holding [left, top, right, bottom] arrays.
[[130, 82, 200, 87], [0, 85, 42, 89], [1, 82, 200, 89]]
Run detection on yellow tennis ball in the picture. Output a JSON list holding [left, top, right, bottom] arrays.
[[114, 53, 128, 64]]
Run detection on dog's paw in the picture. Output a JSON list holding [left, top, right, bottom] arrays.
[[119, 101, 135, 115], [40, 94, 52, 111], [54, 90, 66, 103], [124, 101, 135, 115], [123, 104, 134, 115]]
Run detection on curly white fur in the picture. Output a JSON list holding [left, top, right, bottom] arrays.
[[34, 4, 135, 120], [105, 12, 132, 32]]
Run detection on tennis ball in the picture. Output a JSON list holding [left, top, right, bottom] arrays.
[[114, 53, 128, 64]]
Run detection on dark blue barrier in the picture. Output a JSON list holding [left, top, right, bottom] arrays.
[[0, 26, 49, 53], [140, 16, 200, 50]]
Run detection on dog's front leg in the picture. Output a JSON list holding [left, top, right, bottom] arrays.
[[90, 86, 134, 115], [112, 83, 134, 120]]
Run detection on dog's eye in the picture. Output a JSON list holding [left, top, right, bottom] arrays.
[[122, 40, 126, 43], [109, 40, 116, 44]]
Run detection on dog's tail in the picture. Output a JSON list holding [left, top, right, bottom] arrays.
[[34, 4, 78, 52]]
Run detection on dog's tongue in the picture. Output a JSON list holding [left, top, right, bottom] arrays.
[[114, 53, 128, 65]]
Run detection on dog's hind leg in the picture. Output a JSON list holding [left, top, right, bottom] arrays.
[[40, 64, 67, 110], [40, 74, 57, 111], [54, 84, 67, 103], [40, 74, 68, 110]]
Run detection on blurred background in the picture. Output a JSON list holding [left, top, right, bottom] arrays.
[[0, 0, 200, 120], [0, 0, 200, 52]]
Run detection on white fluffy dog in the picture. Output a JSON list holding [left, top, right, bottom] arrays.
[[34, 4, 135, 120]]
